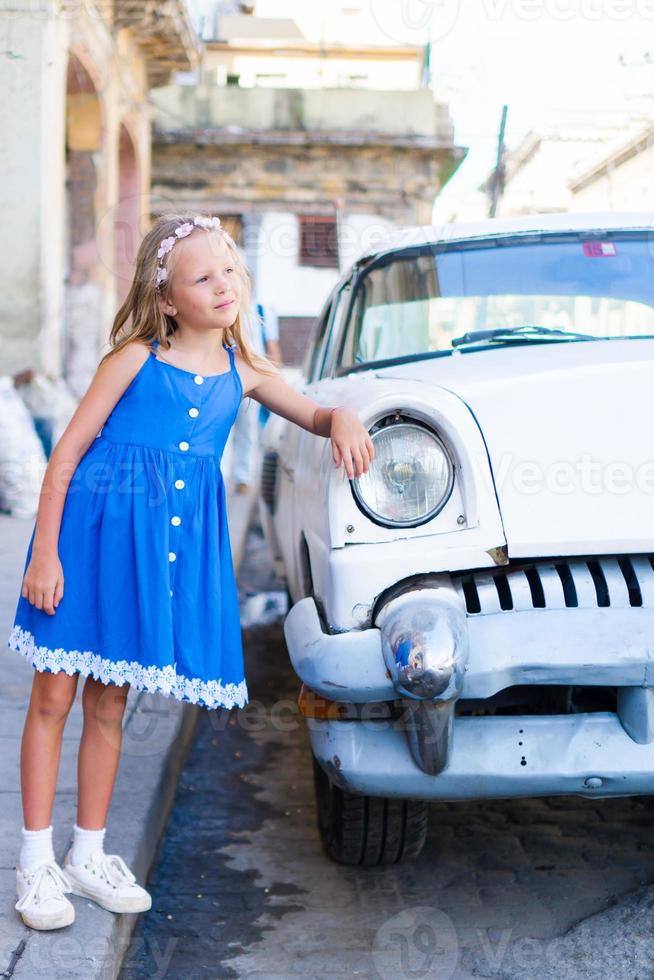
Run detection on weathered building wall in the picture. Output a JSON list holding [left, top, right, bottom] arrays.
[[0, 12, 68, 378], [151, 84, 464, 359], [152, 140, 443, 222], [0, 2, 196, 389]]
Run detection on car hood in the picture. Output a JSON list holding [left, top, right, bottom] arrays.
[[374, 338, 654, 557]]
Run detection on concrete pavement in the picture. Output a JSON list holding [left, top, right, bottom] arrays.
[[0, 472, 258, 980]]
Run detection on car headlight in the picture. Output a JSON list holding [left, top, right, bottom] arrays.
[[352, 419, 454, 528]]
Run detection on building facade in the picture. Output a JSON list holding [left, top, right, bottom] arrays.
[[480, 122, 633, 219], [151, 16, 464, 364], [1, 1, 198, 393], [477, 112, 652, 220], [570, 125, 654, 210]]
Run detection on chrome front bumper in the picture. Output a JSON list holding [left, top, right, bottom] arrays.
[[284, 581, 654, 780], [308, 711, 654, 801], [284, 595, 654, 703]]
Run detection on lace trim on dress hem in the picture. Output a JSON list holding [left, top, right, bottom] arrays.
[[7, 625, 248, 710]]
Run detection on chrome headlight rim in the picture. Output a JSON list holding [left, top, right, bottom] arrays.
[[351, 416, 455, 529]]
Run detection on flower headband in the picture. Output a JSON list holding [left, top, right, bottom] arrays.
[[155, 215, 222, 289]]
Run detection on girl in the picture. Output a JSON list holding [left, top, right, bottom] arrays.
[[6, 212, 374, 931]]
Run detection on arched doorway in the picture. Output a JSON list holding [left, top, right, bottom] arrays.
[[64, 52, 103, 397], [114, 124, 141, 311]]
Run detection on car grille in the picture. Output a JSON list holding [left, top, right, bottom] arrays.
[[453, 556, 654, 615], [260, 451, 278, 512]]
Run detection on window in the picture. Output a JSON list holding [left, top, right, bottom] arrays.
[[320, 282, 352, 378], [304, 299, 333, 382], [337, 234, 654, 373], [299, 216, 339, 269]]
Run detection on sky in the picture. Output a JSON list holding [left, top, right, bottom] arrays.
[[189, 1, 654, 221]]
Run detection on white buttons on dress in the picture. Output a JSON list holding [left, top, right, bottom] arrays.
[[168, 552, 176, 562], [174, 479, 185, 489], [188, 407, 199, 418], [194, 375, 204, 385], [171, 516, 181, 526], [179, 441, 189, 452]]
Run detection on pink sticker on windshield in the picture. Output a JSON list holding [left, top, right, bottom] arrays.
[[583, 241, 617, 257]]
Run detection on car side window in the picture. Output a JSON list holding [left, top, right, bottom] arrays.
[[319, 280, 353, 380], [305, 299, 333, 383], [335, 279, 366, 372]]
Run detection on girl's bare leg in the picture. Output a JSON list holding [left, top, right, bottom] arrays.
[[20, 670, 80, 829], [76, 676, 130, 828]]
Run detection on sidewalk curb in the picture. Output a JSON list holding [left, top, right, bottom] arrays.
[[1, 478, 260, 980]]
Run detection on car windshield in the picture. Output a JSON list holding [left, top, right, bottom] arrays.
[[338, 233, 654, 371]]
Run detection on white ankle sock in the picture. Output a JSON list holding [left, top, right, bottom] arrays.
[[19, 825, 55, 873], [69, 823, 106, 865]]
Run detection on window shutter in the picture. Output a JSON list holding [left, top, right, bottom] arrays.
[[299, 215, 339, 269]]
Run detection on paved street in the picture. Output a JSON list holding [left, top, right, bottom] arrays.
[[119, 515, 654, 979]]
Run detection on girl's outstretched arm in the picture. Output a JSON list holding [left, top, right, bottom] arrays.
[[241, 359, 375, 480]]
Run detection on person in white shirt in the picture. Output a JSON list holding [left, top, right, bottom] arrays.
[[229, 299, 282, 493]]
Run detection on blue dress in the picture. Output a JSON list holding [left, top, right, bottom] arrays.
[[6, 338, 248, 710]]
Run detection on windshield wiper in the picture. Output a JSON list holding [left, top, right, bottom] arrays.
[[451, 325, 597, 348]]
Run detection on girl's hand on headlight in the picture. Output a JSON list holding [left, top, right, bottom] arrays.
[[330, 407, 375, 480]]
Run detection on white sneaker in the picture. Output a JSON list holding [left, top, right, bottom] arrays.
[[62, 848, 152, 914], [15, 860, 75, 930]]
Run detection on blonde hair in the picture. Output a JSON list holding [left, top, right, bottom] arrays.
[[100, 210, 277, 376]]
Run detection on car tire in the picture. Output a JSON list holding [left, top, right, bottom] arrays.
[[312, 754, 429, 865]]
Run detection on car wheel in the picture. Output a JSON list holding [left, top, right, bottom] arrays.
[[312, 754, 429, 865]]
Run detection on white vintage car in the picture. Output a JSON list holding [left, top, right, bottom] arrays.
[[259, 212, 654, 866]]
